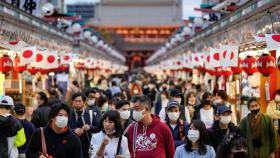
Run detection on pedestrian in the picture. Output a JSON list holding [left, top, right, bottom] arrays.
[[68, 92, 100, 158], [127, 96, 175, 158], [159, 88, 191, 124], [85, 88, 102, 124], [174, 120, 215, 158], [154, 89, 169, 116], [239, 97, 279, 158], [185, 92, 197, 120], [207, 105, 239, 151], [0, 96, 26, 158], [267, 89, 280, 135], [14, 103, 35, 158], [216, 132, 248, 158], [26, 103, 83, 158], [31, 91, 51, 128], [193, 92, 216, 129], [214, 90, 237, 125], [165, 100, 188, 149], [115, 100, 132, 131], [109, 81, 122, 97], [89, 110, 130, 158], [65, 80, 81, 104]]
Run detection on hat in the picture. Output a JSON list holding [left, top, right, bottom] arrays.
[[170, 88, 182, 97], [167, 100, 180, 110], [14, 103, 26, 114], [0, 96, 14, 107], [217, 105, 232, 114]]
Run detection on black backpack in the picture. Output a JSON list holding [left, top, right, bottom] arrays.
[[0, 135, 8, 158]]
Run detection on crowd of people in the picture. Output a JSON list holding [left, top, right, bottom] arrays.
[[0, 73, 280, 158]]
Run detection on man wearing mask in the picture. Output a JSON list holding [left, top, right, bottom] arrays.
[[127, 96, 175, 158], [159, 88, 191, 124], [267, 89, 280, 135], [85, 88, 102, 123], [27, 103, 83, 158], [31, 92, 51, 128], [165, 100, 188, 149], [240, 97, 279, 158], [68, 92, 100, 158], [207, 105, 238, 151]]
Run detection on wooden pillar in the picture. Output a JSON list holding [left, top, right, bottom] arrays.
[[260, 75, 268, 112]]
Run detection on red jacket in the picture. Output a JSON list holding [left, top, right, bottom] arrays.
[[127, 115, 175, 158]]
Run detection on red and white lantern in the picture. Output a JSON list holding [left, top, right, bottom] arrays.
[[0, 56, 13, 73], [241, 56, 258, 75], [257, 54, 275, 76]]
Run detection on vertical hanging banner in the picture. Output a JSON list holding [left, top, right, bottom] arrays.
[[210, 48, 220, 67], [19, 46, 37, 66], [265, 34, 280, 50], [220, 45, 239, 68]]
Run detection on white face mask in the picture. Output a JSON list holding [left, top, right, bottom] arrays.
[[120, 110, 130, 120], [167, 112, 180, 121], [214, 99, 222, 104], [88, 99, 95, 105], [275, 95, 280, 102], [220, 115, 231, 124], [187, 129, 200, 143], [133, 89, 139, 95], [133, 109, 145, 122], [55, 116, 68, 128]]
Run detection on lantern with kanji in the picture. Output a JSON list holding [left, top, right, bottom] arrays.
[[241, 56, 258, 75], [277, 56, 280, 71], [257, 54, 275, 76], [14, 56, 27, 73], [231, 58, 243, 74], [0, 55, 13, 73]]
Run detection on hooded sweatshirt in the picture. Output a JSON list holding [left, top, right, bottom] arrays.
[[127, 115, 175, 158], [0, 114, 26, 158]]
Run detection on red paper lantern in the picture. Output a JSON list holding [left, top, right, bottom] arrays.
[[0, 56, 13, 73], [206, 69, 215, 75], [241, 56, 258, 75], [59, 64, 69, 72], [39, 69, 50, 75], [277, 56, 280, 71], [231, 58, 243, 74], [222, 69, 233, 77], [75, 62, 85, 70], [28, 67, 38, 75], [14, 56, 27, 73], [215, 67, 223, 77], [257, 54, 275, 76]]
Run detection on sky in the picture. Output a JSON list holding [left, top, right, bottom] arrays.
[[64, 0, 202, 19]]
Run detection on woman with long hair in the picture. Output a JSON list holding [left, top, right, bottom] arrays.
[[174, 120, 215, 158], [89, 110, 129, 158]]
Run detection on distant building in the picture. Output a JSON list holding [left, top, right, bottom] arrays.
[[67, 3, 95, 21]]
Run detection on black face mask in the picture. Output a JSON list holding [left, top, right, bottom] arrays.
[[251, 109, 260, 115], [233, 152, 247, 158]]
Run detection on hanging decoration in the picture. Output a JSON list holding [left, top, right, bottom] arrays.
[[241, 56, 258, 75], [256, 54, 275, 76], [231, 58, 243, 74], [0, 55, 13, 73]]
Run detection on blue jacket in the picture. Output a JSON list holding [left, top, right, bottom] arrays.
[[166, 119, 188, 149]]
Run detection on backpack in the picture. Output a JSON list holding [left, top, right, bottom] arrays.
[[0, 135, 8, 158]]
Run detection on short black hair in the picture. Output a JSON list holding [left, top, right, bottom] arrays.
[[71, 92, 86, 101], [48, 89, 59, 99], [115, 100, 130, 109], [131, 95, 142, 103], [48, 103, 70, 119], [201, 92, 212, 105], [100, 110, 123, 137], [85, 88, 98, 97], [72, 80, 79, 87], [139, 95, 151, 111], [113, 92, 125, 100], [38, 91, 48, 104], [247, 97, 260, 109], [216, 90, 228, 101], [112, 81, 117, 86]]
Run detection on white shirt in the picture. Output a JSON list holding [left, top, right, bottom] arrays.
[[159, 105, 191, 124], [89, 131, 130, 158], [200, 108, 214, 129]]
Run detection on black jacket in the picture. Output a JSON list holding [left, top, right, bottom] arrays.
[[31, 103, 51, 128], [207, 120, 239, 151], [26, 125, 83, 158]]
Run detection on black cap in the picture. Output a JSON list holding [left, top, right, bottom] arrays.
[[170, 88, 182, 97], [14, 103, 26, 114], [166, 100, 180, 110]]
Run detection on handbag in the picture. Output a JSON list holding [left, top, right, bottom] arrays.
[[40, 127, 53, 158]]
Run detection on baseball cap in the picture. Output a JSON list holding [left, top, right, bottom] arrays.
[[14, 103, 26, 114], [217, 105, 232, 114], [170, 88, 182, 97], [0, 96, 14, 107], [166, 100, 180, 110]]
